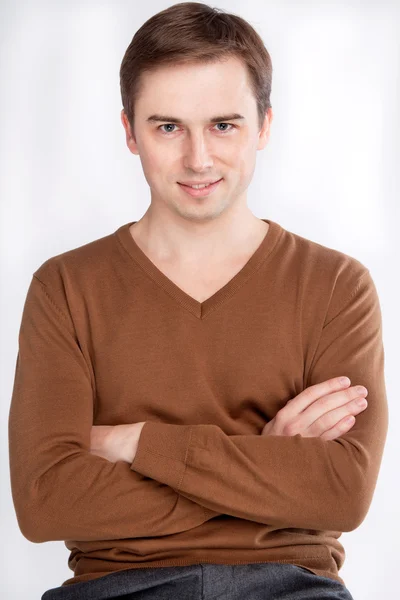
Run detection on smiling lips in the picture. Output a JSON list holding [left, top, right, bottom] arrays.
[[179, 178, 222, 188], [178, 178, 223, 197]]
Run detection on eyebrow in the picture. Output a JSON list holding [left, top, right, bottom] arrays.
[[146, 113, 246, 124]]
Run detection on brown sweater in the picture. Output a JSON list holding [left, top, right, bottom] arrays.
[[8, 218, 388, 588]]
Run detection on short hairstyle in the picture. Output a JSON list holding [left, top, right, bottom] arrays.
[[119, 2, 273, 134]]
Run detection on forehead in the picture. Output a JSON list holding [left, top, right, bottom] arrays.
[[136, 56, 255, 121]]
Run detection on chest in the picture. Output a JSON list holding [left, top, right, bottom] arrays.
[[90, 279, 306, 431]]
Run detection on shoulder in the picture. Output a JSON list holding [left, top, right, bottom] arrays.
[[281, 222, 369, 285], [32, 228, 118, 290], [275, 222, 373, 319]]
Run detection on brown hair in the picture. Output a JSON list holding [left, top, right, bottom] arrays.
[[119, 2, 273, 134]]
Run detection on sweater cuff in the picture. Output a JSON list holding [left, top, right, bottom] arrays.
[[130, 422, 194, 490]]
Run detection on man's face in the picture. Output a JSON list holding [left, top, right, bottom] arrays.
[[121, 56, 272, 222]]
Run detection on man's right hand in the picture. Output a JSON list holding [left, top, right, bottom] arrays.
[[261, 377, 368, 440]]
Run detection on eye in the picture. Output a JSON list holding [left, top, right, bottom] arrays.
[[158, 123, 236, 135], [159, 124, 178, 134], [214, 123, 235, 133]]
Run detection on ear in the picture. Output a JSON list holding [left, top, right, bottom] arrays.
[[121, 109, 139, 155], [257, 108, 273, 150]]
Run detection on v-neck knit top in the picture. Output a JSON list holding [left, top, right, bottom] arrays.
[[8, 218, 388, 588]]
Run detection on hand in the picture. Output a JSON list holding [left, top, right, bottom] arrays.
[[261, 377, 368, 440], [90, 422, 146, 463]]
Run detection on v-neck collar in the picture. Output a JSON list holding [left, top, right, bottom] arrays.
[[115, 218, 283, 319]]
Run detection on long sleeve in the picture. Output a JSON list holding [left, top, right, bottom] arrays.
[[131, 268, 389, 532], [8, 274, 218, 544]]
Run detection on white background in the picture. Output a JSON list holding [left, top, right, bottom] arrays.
[[1, 1, 399, 598]]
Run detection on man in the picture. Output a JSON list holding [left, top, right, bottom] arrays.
[[9, 3, 387, 599]]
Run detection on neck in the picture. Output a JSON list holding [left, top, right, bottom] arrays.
[[130, 209, 269, 265]]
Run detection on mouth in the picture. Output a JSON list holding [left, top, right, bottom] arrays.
[[177, 178, 223, 198]]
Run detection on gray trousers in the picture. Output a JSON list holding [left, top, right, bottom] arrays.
[[41, 562, 355, 599]]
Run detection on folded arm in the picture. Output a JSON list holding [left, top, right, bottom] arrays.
[[8, 273, 218, 544], [130, 268, 389, 532]]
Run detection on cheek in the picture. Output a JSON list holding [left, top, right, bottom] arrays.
[[146, 143, 181, 170], [138, 145, 168, 179], [224, 131, 252, 160], [230, 142, 255, 173]]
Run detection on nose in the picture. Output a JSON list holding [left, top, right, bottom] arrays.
[[183, 131, 214, 172]]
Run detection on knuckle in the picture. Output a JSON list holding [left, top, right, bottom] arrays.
[[319, 413, 336, 431], [302, 385, 314, 399], [284, 421, 299, 436], [318, 395, 330, 409], [300, 387, 314, 405], [315, 416, 328, 432]]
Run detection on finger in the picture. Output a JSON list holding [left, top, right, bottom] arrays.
[[288, 376, 351, 414], [317, 397, 367, 433], [319, 415, 356, 441], [297, 392, 367, 435], [305, 386, 367, 429]]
